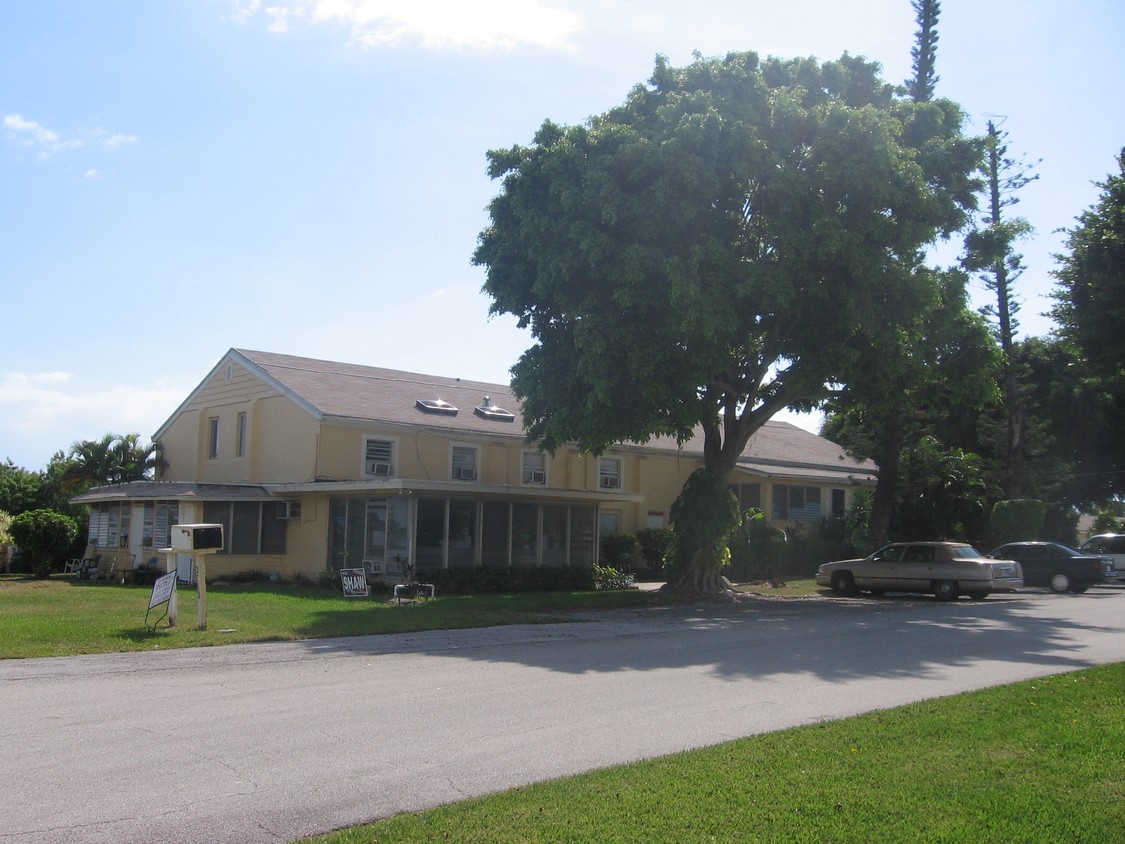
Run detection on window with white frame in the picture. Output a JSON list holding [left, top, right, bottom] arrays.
[[208, 417, 220, 459], [521, 451, 546, 485], [451, 444, 479, 481], [364, 437, 396, 477], [598, 456, 622, 490]]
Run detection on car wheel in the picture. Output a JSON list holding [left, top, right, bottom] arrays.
[[1049, 572, 1071, 593], [831, 571, 857, 597], [933, 580, 960, 601], [967, 592, 989, 601]]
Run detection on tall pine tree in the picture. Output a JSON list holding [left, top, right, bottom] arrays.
[[906, 0, 941, 101]]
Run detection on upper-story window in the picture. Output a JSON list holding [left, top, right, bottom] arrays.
[[598, 456, 622, 490], [521, 451, 546, 485], [208, 417, 220, 459], [237, 412, 248, 458], [451, 445, 479, 481], [364, 437, 396, 477]]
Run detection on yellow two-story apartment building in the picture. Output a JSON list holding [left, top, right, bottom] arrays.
[[73, 349, 876, 581]]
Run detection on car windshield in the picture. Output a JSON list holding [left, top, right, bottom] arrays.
[[951, 546, 984, 558]]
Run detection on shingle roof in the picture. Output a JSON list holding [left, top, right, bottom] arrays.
[[235, 348, 876, 483]]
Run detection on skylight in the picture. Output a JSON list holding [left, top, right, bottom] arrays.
[[474, 396, 516, 422], [416, 399, 458, 415]]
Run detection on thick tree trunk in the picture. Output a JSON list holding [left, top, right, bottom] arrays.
[[663, 549, 730, 595], [866, 403, 905, 551]]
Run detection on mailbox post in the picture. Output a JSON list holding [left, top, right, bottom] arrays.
[[167, 524, 224, 631]]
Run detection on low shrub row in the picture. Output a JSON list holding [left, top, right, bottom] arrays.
[[397, 565, 597, 594]]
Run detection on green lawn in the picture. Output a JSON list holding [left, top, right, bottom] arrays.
[[303, 663, 1125, 844], [0, 574, 680, 659], [6, 574, 1121, 843], [0, 573, 823, 660]]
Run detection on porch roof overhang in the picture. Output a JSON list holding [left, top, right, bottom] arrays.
[[71, 479, 644, 506], [262, 478, 646, 505], [71, 481, 274, 505]]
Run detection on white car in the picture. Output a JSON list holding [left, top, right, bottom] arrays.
[[817, 542, 1023, 601], [1079, 534, 1124, 582]]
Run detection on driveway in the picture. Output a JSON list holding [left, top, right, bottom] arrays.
[[3, 589, 1124, 843]]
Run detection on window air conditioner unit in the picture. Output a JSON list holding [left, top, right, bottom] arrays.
[[367, 460, 393, 477], [170, 524, 224, 552], [600, 476, 621, 489], [276, 501, 301, 520], [523, 470, 545, 484], [454, 466, 478, 481]]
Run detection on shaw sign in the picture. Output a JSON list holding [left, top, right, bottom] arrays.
[[340, 568, 369, 598]]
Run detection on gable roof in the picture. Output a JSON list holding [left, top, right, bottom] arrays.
[[163, 348, 876, 485]]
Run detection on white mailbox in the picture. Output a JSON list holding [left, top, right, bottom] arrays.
[[170, 523, 224, 553]]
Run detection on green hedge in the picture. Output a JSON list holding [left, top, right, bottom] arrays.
[[414, 565, 596, 594]]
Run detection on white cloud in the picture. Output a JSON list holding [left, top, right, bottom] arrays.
[[4, 114, 80, 158], [234, 0, 582, 51], [0, 372, 183, 469], [4, 114, 138, 160]]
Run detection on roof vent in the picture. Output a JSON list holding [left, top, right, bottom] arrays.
[[416, 399, 458, 415], [474, 396, 516, 422]]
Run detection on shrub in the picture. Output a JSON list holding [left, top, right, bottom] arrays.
[[593, 563, 636, 590], [635, 527, 673, 572], [990, 499, 1046, 545], [599, 533, 636, 569], [8, 508, 79, 578], [422, 565, 595, 595]]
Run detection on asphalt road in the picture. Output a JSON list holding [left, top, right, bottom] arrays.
[[3, 588, 1124, 843]]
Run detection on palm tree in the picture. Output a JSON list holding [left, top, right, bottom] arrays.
[[63, 433, 160, 492]]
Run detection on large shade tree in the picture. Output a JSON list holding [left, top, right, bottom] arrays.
[[1049, 150, 1125, 503], [475, 51, 980, 592]]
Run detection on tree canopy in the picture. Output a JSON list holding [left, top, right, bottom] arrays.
[[475, 51, 979, 474], [475, 51, 980, 590], [1051, 150, 1125, 380]]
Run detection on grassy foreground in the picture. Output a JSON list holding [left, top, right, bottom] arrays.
[[0, 574, 821, 660], [304, 662, 1125, 844], [0, 574, 684, 659]]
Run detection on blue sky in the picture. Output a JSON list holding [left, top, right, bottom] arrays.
[[2, 0, 1122, 471]]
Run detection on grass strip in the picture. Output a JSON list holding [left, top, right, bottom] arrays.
[[304, 662, 1125, 844], [0, 575, 677, 659]]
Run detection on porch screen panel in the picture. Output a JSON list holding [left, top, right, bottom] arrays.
[[345, 498, 366, 568], [232, 502, 260, 554], [416, 498, 445, 572], [481, 501, 510, 566], [261, 506, 286, 555], [385, 496, 410, 578], [141, 503, 154, 550], [569, 506, 596, 566], [202, 502, 231, 552], [106, 503, 121, 549], [155, 502, 178, 550], [365, 499, 388, 571], [511, 503, 538, 567], [447, 499, 477, 567], [542, 505, 567, 566], [328, 498, 347, 571]]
